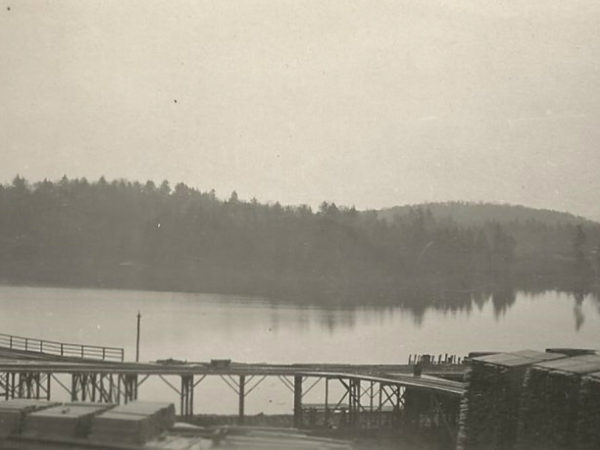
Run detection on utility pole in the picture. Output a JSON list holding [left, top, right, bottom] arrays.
[[136, 312, 141, 363]]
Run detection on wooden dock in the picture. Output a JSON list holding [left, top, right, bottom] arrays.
[[0, 332, 466, 447]]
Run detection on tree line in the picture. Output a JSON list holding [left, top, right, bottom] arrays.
[[0, 176, 598, 306]]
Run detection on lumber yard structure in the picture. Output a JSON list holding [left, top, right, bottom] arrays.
[[0, 398, 353, 449], [0, 332, 465, 448], [457, 349, 600, 450], [2, 332, 600, 449]]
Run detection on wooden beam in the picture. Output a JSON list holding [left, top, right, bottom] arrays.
[[238, 375, 245, 425], [294, 375, 303, 428]]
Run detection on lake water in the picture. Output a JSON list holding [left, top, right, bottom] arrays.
[[0, 284, 598, 414]]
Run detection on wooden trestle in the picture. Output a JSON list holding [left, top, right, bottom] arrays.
[[0, 359, 464, 426], [0, 355, 465, 444]]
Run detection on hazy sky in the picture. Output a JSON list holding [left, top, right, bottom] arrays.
[[1, 1, 599, 219]]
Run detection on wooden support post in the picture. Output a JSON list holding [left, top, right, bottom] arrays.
[[369, 381, 374, 428], [91, 373, 97, 402], [350, 379, 361, 427], [117, 375, 122, 404], [188, 375, 194, 416], [24, 374, 30, 399], [35, 373, 40, 399], [81, 374, 88, 401], [71, 374, 78, 401], [395, 385, 402, 426], [16, 374, 22, 398], [347, 379, 354, 427], [10, 373, 15, 399], [2, 374, 8, 400], [324, 377, 330, 427], [46, 373, 51, 400], [238, 375, 245, 425], [181, 375, 194, 417], [109, 375, 114, 403], [19, 374, 25, 399], [124, 374, 138, 403], [180, 377, 185, 416], [293, 375, 303, 428], [378, 383, 383, 427], [19, 374, 26, 399]]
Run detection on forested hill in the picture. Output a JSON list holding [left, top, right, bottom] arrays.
[[377, 202, 593, 227], [0, 176, 599, 306]]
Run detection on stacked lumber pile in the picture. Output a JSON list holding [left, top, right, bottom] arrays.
[[576, 371, 600, 450], [456, 350, 564, 450], [0, 399, 58, 438], [89, 401, 175, 445], [22, 402, 112, 439], [516, 354, 600, 450]]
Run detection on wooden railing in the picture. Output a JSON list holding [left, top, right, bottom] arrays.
[[0, 332, 124, 362], [408, 353, 464, 365]]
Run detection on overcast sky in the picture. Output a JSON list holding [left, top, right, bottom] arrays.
[[1, 1, 599, 219]]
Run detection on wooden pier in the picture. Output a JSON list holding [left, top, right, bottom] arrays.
[[4, 333, 600, 449], [0, 332, 465, 437], [0, 332, 466, 447]]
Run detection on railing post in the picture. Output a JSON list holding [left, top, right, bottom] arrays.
[[9, 336, 12, 349], [40, 341, 43, 353], [25, 338, 28, 351], [60, 344, 64, 356], [81, 346, 84, 358], [102, 348, 106, 360]]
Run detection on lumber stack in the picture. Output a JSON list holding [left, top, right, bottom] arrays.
[[456, 350, 564, 450], [89, 401, 175, 445], [0, 399, 58, 438], [22, 402, 112, 439], [576, 371, 600, 450], [516, 354, 600, 450]]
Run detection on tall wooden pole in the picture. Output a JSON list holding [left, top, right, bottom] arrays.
[[136, 312, 141, 363]]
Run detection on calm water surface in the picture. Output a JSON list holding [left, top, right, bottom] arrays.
[[0, 285, 598, 413]]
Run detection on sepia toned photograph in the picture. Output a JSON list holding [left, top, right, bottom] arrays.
[[1, 1, 599, 449]]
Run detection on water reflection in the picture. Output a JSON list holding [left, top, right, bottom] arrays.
[[574, 297, 585, 331], [491, 286, 517, 319], [265, 285, 600, 334], [0, 284, 598, 367], [263, 285, 599, 334], [391, 283, 599, 332]]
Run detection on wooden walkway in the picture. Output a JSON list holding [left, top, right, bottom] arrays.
[[0, 357, 466, 395], [0, 332, 124, 362], [0, 334, 466, 438]]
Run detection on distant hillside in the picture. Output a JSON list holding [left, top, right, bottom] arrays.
[[376, 202, 596, 227], [376, 202, 600, 293], [0, 178, 598, 307]]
